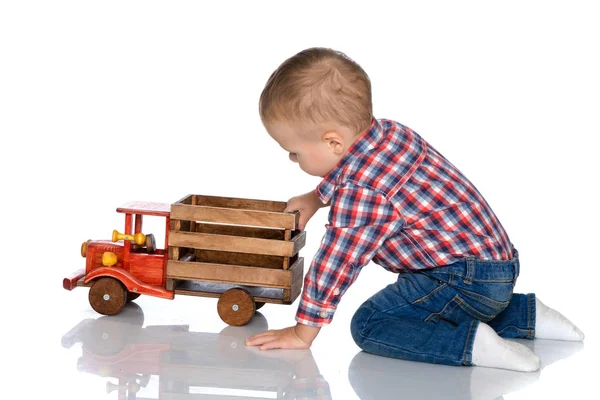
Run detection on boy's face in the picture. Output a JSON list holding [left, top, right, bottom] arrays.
[[264, 121, 347, 177]]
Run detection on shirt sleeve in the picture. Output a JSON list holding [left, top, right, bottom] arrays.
[[296, 184, 403, 327]]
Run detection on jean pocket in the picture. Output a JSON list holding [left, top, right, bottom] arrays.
[[400, 272, 447, 305], [455, 281, 514, 310], [425, 294, 505, 325]]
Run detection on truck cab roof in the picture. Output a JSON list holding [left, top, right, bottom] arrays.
[[116, 201, 171, 217]]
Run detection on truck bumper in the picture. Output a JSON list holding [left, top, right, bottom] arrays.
[[63, 268, 86, 290]]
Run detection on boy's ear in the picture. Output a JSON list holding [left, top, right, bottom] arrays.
[[323, 131, 345, 155]]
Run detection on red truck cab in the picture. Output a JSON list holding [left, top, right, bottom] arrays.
[[64, 201, 175, 314]]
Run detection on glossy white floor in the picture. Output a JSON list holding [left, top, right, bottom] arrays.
[[23, 264, 595, 400]]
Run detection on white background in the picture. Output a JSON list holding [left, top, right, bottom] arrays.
[[1, 1, 599, 399]]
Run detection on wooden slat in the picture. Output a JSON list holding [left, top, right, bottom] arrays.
[[288, 274, 303, 304], [194, 223, 285, 240], [166, 278, 175, 291], [190, 195, 197, 233], [169, 220, 182, 261], [283, 230, 292, 269], [290, 256, 304, 282], [291, 257, 304, 293], [195, 250, 283, 269], [173, 194, 193, 205], [169, 231, 297, 257], [166, 261, 293, 288], [292, 231, 306, 254], [170, 218, 190, 232], [283, 257, 303, 302], [193, 194, 288, 212], [170, 203, 297, 230]]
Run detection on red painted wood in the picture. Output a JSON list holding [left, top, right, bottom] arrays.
[[86, 241, 125, 273], [85, 267, 174, 299], [163, 216, 170, 285], [125, 214, 133, 235], [134, 214, 143, 233], [164, 217, 170, 249], [117, 201, 171, 217], [63, 268, 85, 290], [129, 252, 167, 287]]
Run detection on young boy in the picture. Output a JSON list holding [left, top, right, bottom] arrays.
[[245, 47, 584, 371]]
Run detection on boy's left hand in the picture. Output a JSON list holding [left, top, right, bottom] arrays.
[[246, 323, 321, 350]]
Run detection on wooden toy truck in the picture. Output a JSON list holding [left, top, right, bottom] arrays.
[[63, 194, 306, 326]]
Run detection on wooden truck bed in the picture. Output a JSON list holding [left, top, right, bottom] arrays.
[[165, 194, 306, 304]]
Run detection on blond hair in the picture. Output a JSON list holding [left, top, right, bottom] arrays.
[[259, 47, 373, 134]]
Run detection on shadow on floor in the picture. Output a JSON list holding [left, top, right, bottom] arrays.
[[348, 338, 583, 400]]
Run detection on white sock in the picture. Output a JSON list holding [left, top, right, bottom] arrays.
[[472, 322, 541, 372], [535, 298, 584, 341]]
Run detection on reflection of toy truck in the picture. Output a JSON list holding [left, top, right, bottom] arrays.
[[61, 306, 330, 400], [63, 194, 306, 325]]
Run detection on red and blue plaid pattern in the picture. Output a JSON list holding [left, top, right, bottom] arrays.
[[296, 118, 514, 327]]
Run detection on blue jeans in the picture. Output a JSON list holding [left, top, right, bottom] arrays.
[[350, 252, 536, 366]]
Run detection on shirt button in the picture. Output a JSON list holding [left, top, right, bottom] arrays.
[[319, 311, 329, 318], [333, 288, 340, 295]]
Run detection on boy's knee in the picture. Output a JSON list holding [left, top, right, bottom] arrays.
[[350, 304, 373, 347]]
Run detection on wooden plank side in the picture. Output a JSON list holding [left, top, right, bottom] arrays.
[[169, 220, 182, 261], [166, 261, 293, 288], [288, 274, 303, 304], [169, 231, 295, 256], [292, 231, 306, 255], [195, 250, 283, 269], [290, 257, 304, 282], [190, 195, 197, 233], [284, 257, 304, 303], [173, 194, 193, 205], [194, 223, 285, 240], [170, 203, 297, 230], [192, 194, 288, 212], [283, 230, 292, 269]]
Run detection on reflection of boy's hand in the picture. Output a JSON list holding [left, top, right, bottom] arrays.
[[285, 190, 327, 231], [245, 345, 313, 364]]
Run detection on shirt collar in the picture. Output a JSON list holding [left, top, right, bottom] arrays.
[[316, 118, 385, 203]]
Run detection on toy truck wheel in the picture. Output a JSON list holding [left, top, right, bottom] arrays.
[[255, 301, 265, 310], [89, 277, 127, 315], [217, 288, 256, 326], [126, 292, 141, 302]]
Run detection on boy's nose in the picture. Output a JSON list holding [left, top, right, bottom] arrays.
[[289, 153, 298, 163]]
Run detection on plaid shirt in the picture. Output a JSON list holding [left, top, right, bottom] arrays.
[[296, 118, 514, 327]]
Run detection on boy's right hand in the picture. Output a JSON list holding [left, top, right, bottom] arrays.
[[285, 190, 327, 231]]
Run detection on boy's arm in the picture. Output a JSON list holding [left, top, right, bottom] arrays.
[[247, 185, 401, 350], [295, 185, 402, 327], [285, 189, 329, 231]]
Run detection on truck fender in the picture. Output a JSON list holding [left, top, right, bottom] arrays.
[[85, 268, 174, 300]]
